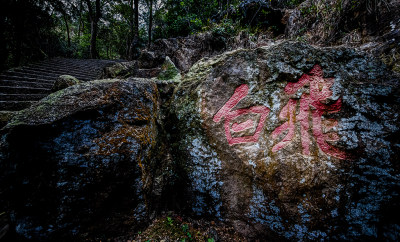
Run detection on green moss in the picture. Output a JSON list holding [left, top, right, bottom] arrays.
[[380, 52, 400, 73], [0, 111, 19, 128], [5, 79, 121, 130], [0, 111, 15, 123], [158, 56, 181, 82], [106, 63, 127, 78], [135, 215, 208, 241], [52, 75, 81, 92]]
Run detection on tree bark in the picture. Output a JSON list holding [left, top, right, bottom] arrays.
[[126, 0, 134, 58], [134, 0, 139, 41], [78, 0, 83, 39], [148, 0, 153, 48], [129, 0, 139, 60], [129, 0, 134, 34], [85, 0, 101, 59], [63, 13, 71, 47], [0, 1, 7, 70], [90, 20, 98, 58], [14, 16, 23, 66]]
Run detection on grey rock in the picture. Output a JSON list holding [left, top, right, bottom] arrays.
[[172, 41, 400, 240], [0, 78, 164, 240], [51, 75, 81, 92]]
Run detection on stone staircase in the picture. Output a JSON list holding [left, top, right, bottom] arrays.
[[0, 57, 120, 111]]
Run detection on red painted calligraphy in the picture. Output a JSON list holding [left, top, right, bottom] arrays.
[[213, 84, 270, 145], [272, 65, 346, 159]]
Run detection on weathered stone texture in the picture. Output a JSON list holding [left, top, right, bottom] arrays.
[[1, 41, 399, 241], [172, 41, 400, 240], [0, 78, 164, 240]]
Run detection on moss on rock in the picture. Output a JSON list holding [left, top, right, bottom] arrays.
[[157, 56, 181, 82], [51, 75, 81, 92]]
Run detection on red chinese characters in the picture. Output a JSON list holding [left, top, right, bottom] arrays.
[[212, 65, 346, 159], [213, 84, 270, 145], [271, 64, 346, 159]]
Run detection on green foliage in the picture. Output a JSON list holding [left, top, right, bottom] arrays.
[[154, 0, 219, 38], [134, 215, 221, 241], [300, 3, 317, 16], [166, 216, 174, 226], [208, 18, 237, 36], [0, 0, 285, 67], [0, 0, 65, 70], [287, 0, 305, 7], [182, 223, 189, 232]]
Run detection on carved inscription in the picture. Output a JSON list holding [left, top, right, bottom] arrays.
[[212, 65, 346, 159], [213, 84, 271, 145], [272, 65, 346, 159]]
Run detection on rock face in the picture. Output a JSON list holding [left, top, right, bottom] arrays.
[[101, 62, 138, 78], [1, 41, 400, 241], [282, 0, 400, 73], [172, 41, 400, 240], [140, 32, 262, 72], [102, 61, 162, 79], [0, 78, 165, 240], [157, 56, 181, 82]]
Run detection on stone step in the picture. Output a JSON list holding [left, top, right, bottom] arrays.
[[4, 70, 58, 81], [0, 58, 120, 112], [31, 61, 108, 69], [43, 58, 119, 65], [0, 101, 35, 111], [8, 69, 94, 82], [0, 80, 53, 89], [0, 75, 55, 83], [0, 94, 48, 101], [22, 66, 99, 79], [0, 86, 50, 94], [23, 70, 95, 81], [25, 65, 99, 76]]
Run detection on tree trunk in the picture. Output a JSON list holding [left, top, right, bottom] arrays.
[[226, 0, 230, 17], [63, 13, 71, 47], [134, 0, 139, 41], [0, 3, 7, 70], [90, 20, 98, 58], [148, 0, 153, 48], [78, 0, 83, 39], [85, 0, 101, 59], [129, 0, 139, 60], [129, 0, 134, 35], [106, 42, 109, 59], [14, 18, 23, 66]]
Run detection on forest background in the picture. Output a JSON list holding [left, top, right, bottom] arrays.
[[1, 0, 396, 71]]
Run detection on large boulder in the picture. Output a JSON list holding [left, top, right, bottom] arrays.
[[171, 41, 400, 240], [0, 78, 167, 240]]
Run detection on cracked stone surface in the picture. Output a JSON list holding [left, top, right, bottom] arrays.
[[172, 41, 400, 240]]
